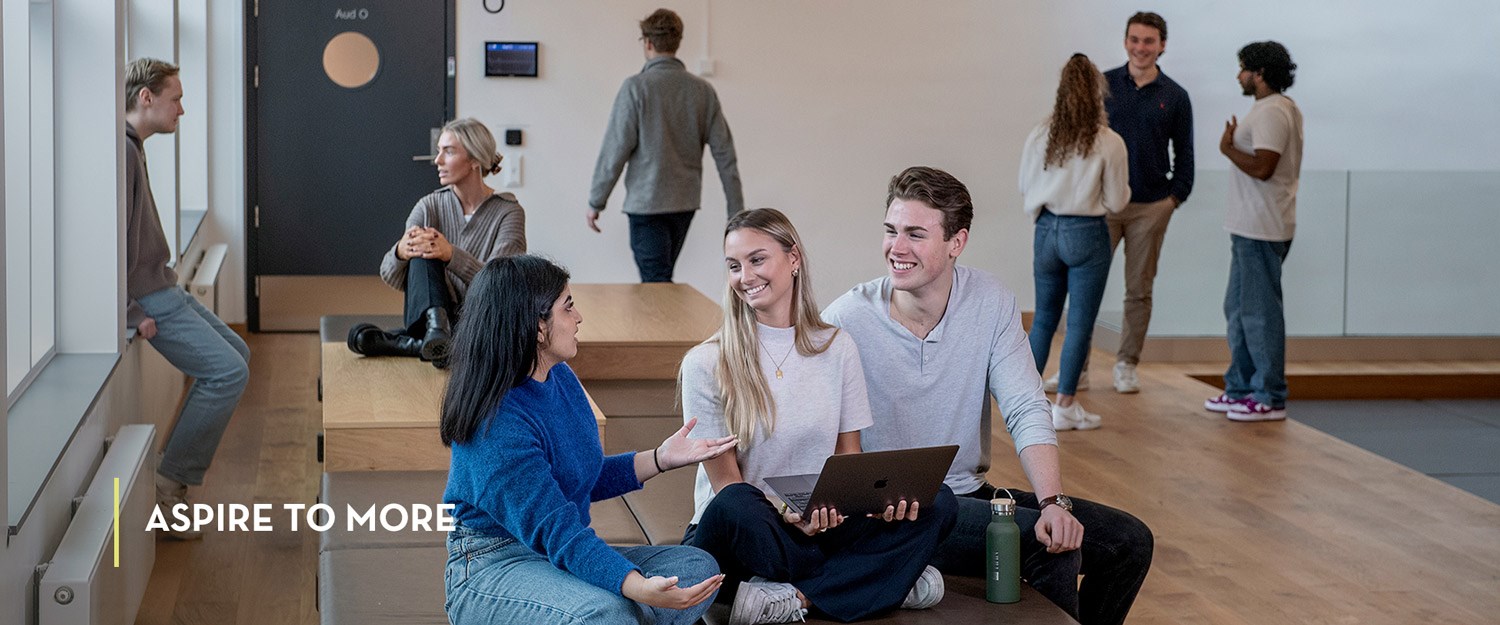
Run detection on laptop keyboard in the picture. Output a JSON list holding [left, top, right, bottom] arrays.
[[784, 491, 812, 512]]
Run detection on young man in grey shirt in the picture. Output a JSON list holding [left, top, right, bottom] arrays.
[[586, 8, 743, 282], [125, 59, 251, 540], [822, 167, 1152, 625]]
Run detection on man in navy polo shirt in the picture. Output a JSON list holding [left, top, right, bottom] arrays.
[[1053, 12, 1193, 395]]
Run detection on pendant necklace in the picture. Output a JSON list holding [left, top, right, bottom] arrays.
[[759, 336, 796, 379]]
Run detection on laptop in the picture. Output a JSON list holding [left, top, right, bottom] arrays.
[[761, 445, 959, 517]]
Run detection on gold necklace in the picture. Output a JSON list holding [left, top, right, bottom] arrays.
[[758, 335, 796, 379]]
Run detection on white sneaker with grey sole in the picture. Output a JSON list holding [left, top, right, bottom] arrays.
[[1113, 361, 1140, 394], [1052, 402, 1103, 431], [730, 578, 807, 625], [901, 565, 945, 609]]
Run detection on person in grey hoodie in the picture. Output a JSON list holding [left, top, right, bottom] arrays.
[[587, 8, 744, 282], [125, 58, 250, 540]]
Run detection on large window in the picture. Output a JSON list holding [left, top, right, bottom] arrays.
[[5, 0, 57, 401]]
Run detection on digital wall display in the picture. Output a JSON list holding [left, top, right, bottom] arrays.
[[485, 42, 538, 77]]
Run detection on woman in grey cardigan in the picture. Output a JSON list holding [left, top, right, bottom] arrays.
[[348, 118, 527, 366]]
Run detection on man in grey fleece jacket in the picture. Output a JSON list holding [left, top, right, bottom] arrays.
[[587, 8, 743, 282], [125, 59, 250, 540]]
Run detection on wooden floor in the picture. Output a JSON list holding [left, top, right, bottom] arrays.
[[137, 332, 1500, 625]]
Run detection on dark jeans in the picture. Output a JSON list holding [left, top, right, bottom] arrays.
[[401, 257, 456, 337], [931, 484, 1153, 625], [1030, 210, 1113, 395], [683, 482, 958, 622], [1223, 235, 1293, 407], [627, 210, 696, 283]]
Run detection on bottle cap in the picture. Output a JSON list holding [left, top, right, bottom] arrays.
[[990, 498, 1015, 515]]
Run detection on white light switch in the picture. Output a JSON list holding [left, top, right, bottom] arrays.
[[502, 154, 523, 188]]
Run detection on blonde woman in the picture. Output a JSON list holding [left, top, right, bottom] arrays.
[[1019, 54, 1131, 430], [679, 209, 957, 624], [350, 118, 527, 366]]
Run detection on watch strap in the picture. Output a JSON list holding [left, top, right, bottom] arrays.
[[1038, 494, 1072, 512]]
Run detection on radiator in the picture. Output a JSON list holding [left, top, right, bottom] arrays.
[[39, 425, 157, 625], [181, 243, 228, 314]]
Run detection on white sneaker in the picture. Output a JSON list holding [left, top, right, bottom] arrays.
[[901, 565, 945, 609], [1043, 372, 1089, 393], [730, 578, 807, 625], [1052, 402, 1102, 431], [154, 474, 203, 541], [1113, 362, 1140, 394]]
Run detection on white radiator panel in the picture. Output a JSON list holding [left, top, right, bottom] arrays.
[[186, 243, 228, 314], [39, 425, 157, 625]]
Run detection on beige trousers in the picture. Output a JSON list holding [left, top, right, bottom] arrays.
[[1103, 201, 1176, 365]]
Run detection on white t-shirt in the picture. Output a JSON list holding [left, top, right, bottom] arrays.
[[1226, 93, 1303, 242], [1018, 122, 1131, 220], [681, 324, 874, 524]]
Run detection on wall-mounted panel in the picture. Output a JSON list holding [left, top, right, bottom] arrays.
[[1345, 172, 1500, 335]]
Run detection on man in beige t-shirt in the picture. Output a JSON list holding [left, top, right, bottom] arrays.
[[1208, 41, 1302, 423]]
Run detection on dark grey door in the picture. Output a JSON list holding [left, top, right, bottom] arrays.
[[248, 0, 453, 328]]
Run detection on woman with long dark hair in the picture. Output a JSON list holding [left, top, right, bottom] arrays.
[[1019, 54, 1131, 431], [440, 255, 736, 625], [349, 117, 526, 367], [679, 209, 957, 624]]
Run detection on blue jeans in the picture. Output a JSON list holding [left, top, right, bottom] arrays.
[[1029, 211, 1113, 395], [930, 485, 1154, 625], [1223, 235, 1293, 408], [138, 286, 251, 486], [627, 211, 696, 283], [445, 524, 720, 625]]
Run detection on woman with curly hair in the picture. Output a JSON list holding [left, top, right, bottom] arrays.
[[1019, 54, 1131, 431]]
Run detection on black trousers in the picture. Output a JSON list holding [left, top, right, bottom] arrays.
[[400, 258, 455, 337], [934, 483, 1154, 625], [683, 482, 958, 622], [627, 211, 696, 283]]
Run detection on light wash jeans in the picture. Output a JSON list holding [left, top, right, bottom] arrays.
[[445, 524, 720, 625], [1029, 210, 1113, 395], [1223, 235, 1293, 407], [137, 286, 251, 485]]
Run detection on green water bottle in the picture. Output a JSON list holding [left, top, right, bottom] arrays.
[[986, 498, 1021, 603]]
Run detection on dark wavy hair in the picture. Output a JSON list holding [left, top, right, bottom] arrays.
[[1239, 41, 1297, 93], [1045, 54, 1109, 169], [440, 255, 570, 446]]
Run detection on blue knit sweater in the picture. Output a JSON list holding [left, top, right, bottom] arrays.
[[444, 363, 643, 593]]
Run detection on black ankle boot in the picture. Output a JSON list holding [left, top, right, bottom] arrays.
[[347, 323, 424, 358], [419, 308, 452, 363]]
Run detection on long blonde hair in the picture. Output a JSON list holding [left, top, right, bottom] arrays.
[[706, 208, 836, 450]]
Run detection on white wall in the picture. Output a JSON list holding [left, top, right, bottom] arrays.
[[201, 0, 243, 322], [209, 1, 1500, 322], [446, 0, 1500, 312]]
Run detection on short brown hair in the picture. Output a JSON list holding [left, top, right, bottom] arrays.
[[886, 166, 973, 240], [1125, 12, 1167, 41], [125, 58, 180, 112], [639, 9, 684, 54]]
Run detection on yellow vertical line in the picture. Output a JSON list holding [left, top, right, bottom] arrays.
[[113, 477, 121, 568]]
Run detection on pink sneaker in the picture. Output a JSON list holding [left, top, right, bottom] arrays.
[[1228, 401, 1287, 422], [1204, 393, 1243, 413]]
